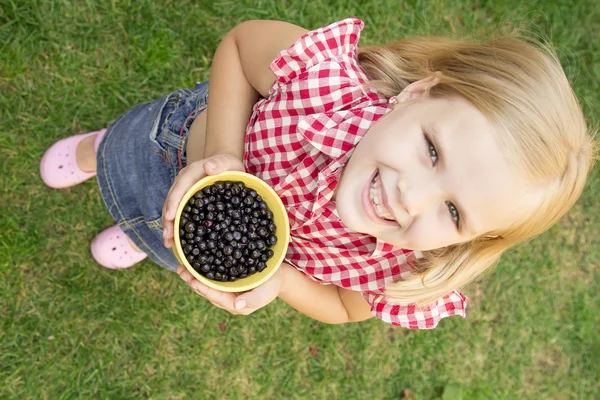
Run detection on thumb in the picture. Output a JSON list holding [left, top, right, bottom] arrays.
[[234, 279, 279, 311], [203, 154, 245, 175]]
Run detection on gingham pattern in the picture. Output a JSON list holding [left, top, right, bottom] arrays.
[[243, 18, 468, 329]]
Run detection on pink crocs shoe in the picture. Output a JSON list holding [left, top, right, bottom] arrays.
[[90, 225, 148, 269], [40, 128, 107, 189]]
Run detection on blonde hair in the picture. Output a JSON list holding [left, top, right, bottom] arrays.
[[358, 36, 598, 306]]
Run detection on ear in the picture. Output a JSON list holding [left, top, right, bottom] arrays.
[[389, 72, 442, 105]]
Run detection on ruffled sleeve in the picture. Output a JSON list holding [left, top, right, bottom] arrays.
[[362, 290, 469, 329], [269, 17, 364, 86]]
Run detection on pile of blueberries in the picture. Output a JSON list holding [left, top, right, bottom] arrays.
[[178, 180, 278, 282]]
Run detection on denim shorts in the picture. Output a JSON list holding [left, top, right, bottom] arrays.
[[96, 81, 209, 271]]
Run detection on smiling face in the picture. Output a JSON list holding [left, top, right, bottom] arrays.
[[334, 93, 539, 251]]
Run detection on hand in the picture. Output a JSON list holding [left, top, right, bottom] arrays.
[[162, 153, 244, 249], [176, 264, 286, 315]]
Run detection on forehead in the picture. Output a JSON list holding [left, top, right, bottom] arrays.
[[426, 96, 536, 234]]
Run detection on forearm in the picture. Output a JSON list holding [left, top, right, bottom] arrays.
[[203, 31, 260, 159], [277, 263, 351, 324]]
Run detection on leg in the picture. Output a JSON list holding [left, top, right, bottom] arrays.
[[76, 135, 97, 172]]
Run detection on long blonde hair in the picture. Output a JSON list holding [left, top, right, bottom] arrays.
[[357, 36, 597, 306]]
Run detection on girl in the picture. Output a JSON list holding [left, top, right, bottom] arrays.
[[40, 18, 596, 329]]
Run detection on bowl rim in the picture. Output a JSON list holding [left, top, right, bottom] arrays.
[[173, 171, 290, 292]]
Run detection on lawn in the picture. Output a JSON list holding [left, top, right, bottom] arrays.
[[1, 0, 598, 399]]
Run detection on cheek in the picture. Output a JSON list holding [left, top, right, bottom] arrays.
[[404, 218, 452, 251]]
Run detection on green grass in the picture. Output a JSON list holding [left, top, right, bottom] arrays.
[[1, 0, 598, 398]]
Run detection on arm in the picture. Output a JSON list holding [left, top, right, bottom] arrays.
[[176, 262, 374, 324], [199, 20, 309, 160], [278, 263, 374, 324], [163, 20, 309, 242]]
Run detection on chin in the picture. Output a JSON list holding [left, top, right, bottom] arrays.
[[335, 202, 364, 233]]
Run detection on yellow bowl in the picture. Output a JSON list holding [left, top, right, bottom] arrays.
[[172, 171, 290, 292]]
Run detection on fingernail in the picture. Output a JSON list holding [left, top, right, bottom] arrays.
[[205, 161, 215, 170], [234, 300, 246, 310]]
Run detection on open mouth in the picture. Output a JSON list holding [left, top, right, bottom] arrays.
[[369, 170, 395, 221]]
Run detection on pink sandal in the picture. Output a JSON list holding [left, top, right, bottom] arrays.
[[40, 129, 107, 189], [91, 225, 148, 269]]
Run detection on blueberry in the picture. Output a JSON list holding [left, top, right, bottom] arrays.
[[267, 235, 277, 245], [185, 222, 196, 233], [257, 227, 268, 237]]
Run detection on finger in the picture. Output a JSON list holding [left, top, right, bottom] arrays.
[[161, 184, 177, 238], [163, 162, 207, 221], [177, 266, 195, 283], [189, 280, 236, 309]]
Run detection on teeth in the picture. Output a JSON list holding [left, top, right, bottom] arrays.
[[370, 172, 395, 221]]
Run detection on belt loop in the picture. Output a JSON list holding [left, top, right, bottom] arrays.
[[163, 130, 186, 151]]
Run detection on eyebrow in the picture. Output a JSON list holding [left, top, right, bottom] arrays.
[[428, 123, 478, 237]]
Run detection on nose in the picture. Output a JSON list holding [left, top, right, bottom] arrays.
[[396, 175, 444, 217]]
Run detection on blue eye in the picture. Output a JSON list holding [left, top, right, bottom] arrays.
[[424, 135, 438, 165], [446, 201, 460, 228]]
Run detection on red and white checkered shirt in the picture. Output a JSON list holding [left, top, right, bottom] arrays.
[[243, 17, 468, 329]]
